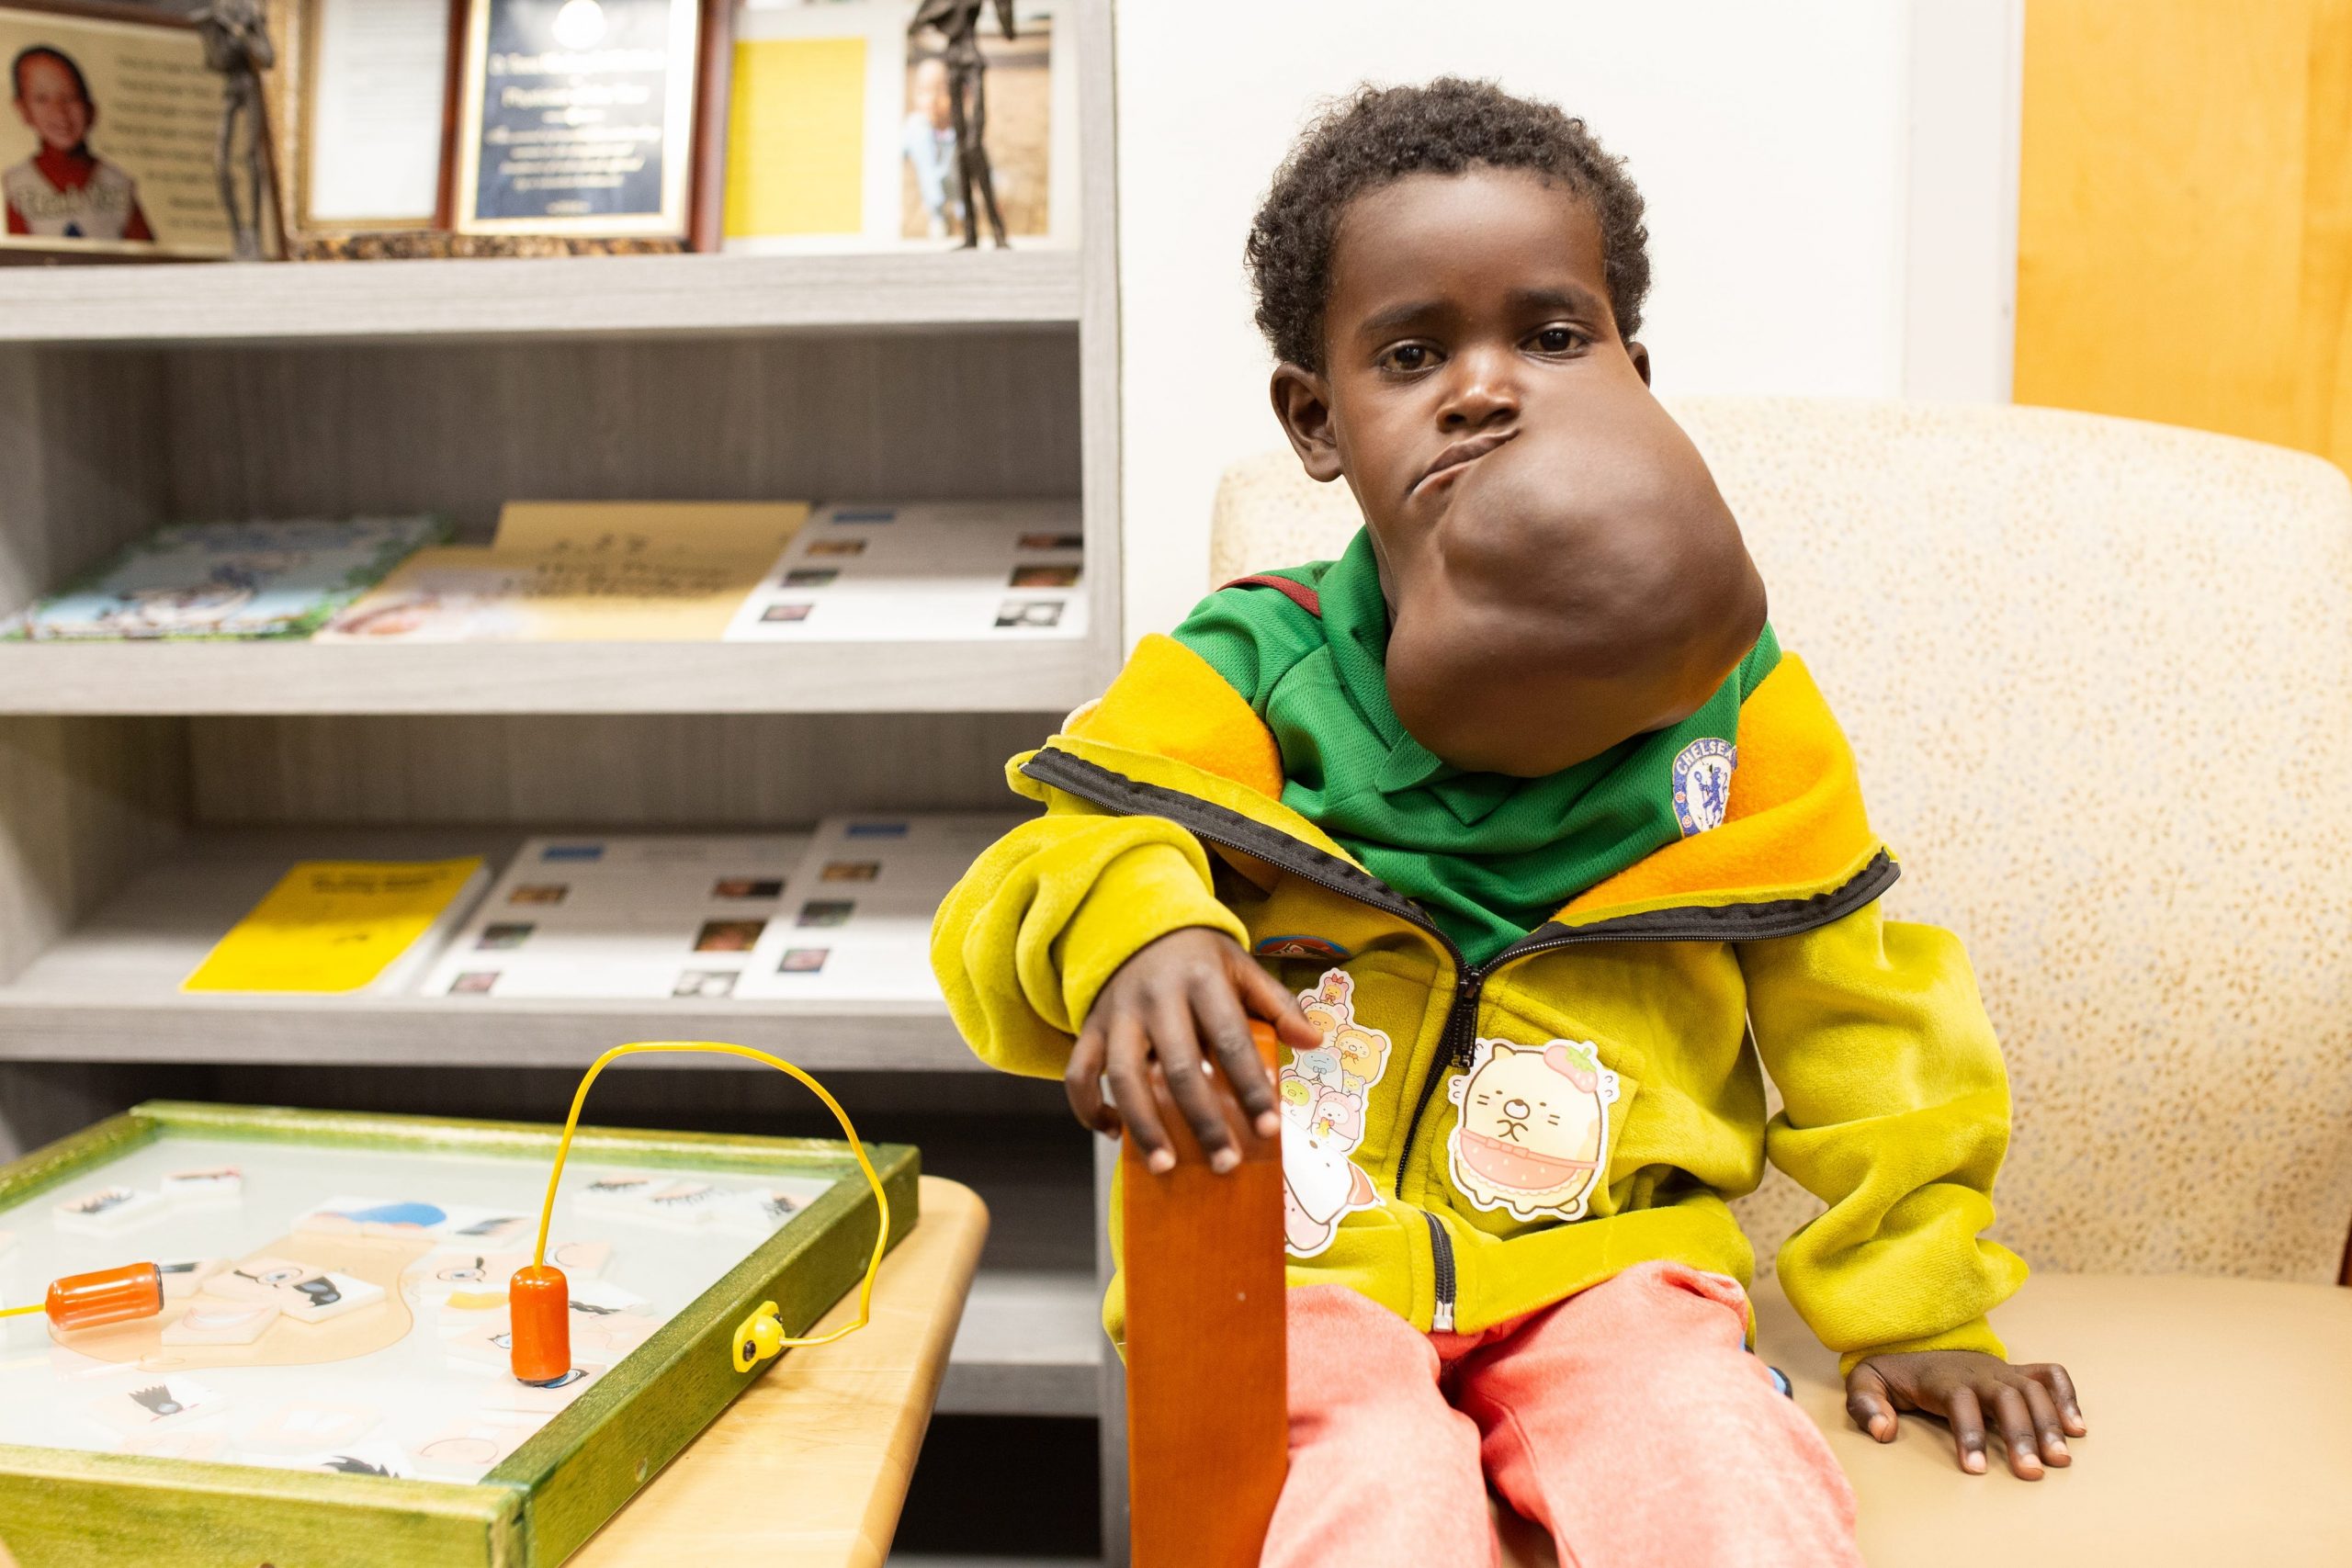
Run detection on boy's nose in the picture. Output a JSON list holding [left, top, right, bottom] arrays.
[[1438, 362, 1521, 430]]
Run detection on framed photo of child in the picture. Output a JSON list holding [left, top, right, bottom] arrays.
[[718, 0, 1075, 254], [0, 0, 239, 261]]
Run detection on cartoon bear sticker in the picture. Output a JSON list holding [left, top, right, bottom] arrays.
[[1279, 969, 1392, 1258], [1445, 1038, 1619, 1222]]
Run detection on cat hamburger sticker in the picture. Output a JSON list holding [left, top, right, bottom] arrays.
[[1446, 1037, 1620, 1222]]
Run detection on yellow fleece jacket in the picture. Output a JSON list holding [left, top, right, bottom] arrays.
[[932, 634, 2028, 1375]]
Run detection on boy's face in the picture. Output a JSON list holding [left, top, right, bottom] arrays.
[[16, 57, 91, 153], [1271, 166, 1765, 776]]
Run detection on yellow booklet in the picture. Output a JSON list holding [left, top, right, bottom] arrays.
[[315, 502, 810, 642], [184, 860, 487, 994], [491, 501, 808, 558]]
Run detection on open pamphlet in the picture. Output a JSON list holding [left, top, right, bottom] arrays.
[[734, 814, 1029, 999], [422, 835, 814, 1000], [724, 500, 1086, 640], [317, 502, 809, 642]]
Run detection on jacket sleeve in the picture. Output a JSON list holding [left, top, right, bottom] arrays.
[[1738, 897, 2030, 1377], [930, 784, 1249, 1081]]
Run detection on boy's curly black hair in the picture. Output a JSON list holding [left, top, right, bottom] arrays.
[[1245, 78, 1652, 372]]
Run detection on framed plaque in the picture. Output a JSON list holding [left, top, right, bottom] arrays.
[[0, 0, 238, 262], [268, 0, 456, 243], [451, 0, 709, 239]]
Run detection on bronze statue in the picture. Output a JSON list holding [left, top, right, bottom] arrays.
[[908, 0, 1014, 249], [195, 0, 274, 261]]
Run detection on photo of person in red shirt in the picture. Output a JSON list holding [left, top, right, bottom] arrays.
[[6, 44, 153, 243]]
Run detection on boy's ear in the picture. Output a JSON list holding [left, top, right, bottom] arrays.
[[1270, 363, 1345, 483], [1627, 340, 1652, 387]]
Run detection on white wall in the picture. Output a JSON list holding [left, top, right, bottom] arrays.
[[1114, 0, 2023, 640]]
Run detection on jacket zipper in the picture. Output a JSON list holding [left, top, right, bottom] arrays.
[[1016, 748, 1897, 1335], [1423, 1211, 1456, 1332]]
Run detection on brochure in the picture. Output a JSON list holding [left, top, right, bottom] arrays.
[[11, 517, 450, 641], [317, 502, 808, 643], [423, 835, 814, 1000], [737, 814, 1028, 1000], [724, 501, 1086, 641], [183, 859, 489, 995]]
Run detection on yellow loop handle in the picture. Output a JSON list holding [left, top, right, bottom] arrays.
[[532, 1041, 892, 1351]]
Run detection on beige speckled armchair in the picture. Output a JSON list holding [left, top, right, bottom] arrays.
[[1176, 398, 2352, 1566]]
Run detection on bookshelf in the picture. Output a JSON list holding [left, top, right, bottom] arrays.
[[0, 1, 1123, 1553], [0, 638, 1102, 715], [0, 249, 1083, 346]]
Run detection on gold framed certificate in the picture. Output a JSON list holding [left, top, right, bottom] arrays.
[[269, 0, 456, 240], [451, 0, 705, 238]]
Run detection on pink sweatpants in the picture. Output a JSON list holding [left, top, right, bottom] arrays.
[[1261, 1262, 1860, 1568]]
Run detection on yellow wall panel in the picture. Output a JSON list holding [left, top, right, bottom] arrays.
[[2017, 0, 2352, 468]]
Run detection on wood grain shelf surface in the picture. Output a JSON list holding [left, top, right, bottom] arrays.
[[0, 637, 1103, 716], [0, 826, 978, 1072], [0, 248, 1083, 346]]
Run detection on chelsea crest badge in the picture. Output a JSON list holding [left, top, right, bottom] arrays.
[[1670, 738, 1736, 837]]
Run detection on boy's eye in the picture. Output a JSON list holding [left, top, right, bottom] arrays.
[[1381, 344, 1435, 372], [1532, 327, 1583, 354]]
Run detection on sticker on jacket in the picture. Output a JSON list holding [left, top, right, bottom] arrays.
[[1445, 1038, 1619, 1222], [1255, 933, 1351, 963], [1279, 969, 1392, 1258]]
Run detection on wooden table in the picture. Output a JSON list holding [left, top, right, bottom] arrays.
[[573, 1177, 990, 1568]]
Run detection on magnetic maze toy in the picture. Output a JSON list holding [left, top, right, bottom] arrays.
[[0, 1045, 915, 1567]]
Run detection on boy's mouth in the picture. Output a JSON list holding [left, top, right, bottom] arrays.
[[1412, 429, 1519, 494]]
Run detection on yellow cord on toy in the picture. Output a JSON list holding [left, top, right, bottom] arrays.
[[0, 1304, 40, 1319], [531, 1041, 892, 1351]]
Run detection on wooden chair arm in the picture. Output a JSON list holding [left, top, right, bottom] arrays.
[[1122, 1021, 1288, 1568]]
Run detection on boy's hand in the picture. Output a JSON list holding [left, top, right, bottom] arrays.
[[1067, 928, 1323, 1176], [1847, 1350, 2085, 1479]]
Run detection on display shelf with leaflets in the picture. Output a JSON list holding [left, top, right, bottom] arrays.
[[0, 0, 1124, 1553], [0, 828, 978, 1072]]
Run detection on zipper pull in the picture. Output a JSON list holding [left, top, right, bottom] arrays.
[[1431, 1300, 1454, 1333]]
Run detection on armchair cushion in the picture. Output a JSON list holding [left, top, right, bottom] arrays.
[[1494, 1272, 2352, 1567]]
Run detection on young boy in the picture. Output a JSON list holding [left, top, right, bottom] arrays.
[[933, 79, 2082, 1566], [6, 47, 153, 243]]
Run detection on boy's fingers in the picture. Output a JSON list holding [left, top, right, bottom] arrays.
[[1988, 1383, 2043, 1479], [1945, 1385, 1987, 1474], [1234, 956, 1322, 1048], [1843, 1369, 1896, 1442], [2019, 1377, 2071, 1467], [1063, 1026, 1119, 1135], [1192, 974, 1282, 1139], [1147, 992, 1240, 1173], [1103, 1013, 1174, 1175], [2032, 1363, 2086, 1434]]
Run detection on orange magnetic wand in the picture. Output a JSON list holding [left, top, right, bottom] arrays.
[[0, 1261, 166, 1332], [507, 1041, 893, 1387]]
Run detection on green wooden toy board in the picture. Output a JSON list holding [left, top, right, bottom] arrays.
[[0, 1100, 919, 1567]]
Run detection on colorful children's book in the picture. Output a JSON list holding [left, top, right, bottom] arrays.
[[722, 501, 1087, 641], [182, 860, 490, 995], [421, 835, 812, 1000], [8, 517, 450, 641]]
